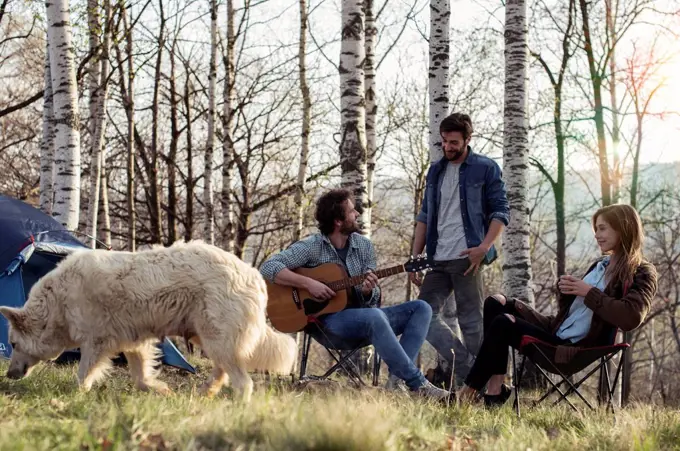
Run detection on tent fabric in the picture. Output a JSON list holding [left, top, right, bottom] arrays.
[[0, 196, 195, 373], [0, 195, 84, 271]]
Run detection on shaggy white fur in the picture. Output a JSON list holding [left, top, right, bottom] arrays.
[[0, 240, 296, 402]]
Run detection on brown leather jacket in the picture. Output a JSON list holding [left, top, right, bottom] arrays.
[[513, 260, 658, 348]]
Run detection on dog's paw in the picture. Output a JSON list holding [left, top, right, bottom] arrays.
[[199, 382, 221, 398]]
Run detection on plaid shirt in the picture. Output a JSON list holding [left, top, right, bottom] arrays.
[[259, 233, 381, 308]]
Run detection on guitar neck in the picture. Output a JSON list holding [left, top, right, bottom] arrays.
[[326, 264, 405, 291]]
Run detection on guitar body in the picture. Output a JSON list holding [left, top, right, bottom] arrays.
[[266, 263, 350, 333]]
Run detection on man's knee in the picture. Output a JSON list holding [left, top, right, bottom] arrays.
[[413, 299, 433, 317], [363, 308, 389, 331], [504, 313, 516, 323]]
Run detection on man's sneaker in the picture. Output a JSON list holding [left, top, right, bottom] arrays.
[[384, 374, 408, 392], [412, 380, 453, 402]]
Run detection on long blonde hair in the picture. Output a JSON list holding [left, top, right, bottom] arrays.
[[592, 204, 644, 288]]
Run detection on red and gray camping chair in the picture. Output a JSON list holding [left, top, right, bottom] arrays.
[[511, 332, 628, 416], [0, 195, 195, 373]]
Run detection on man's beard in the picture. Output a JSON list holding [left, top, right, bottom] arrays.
[[340, 220, 359, 235], [445, 148, 465, 161]]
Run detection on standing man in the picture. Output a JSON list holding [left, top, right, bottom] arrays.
[[410, 113, 510, 386], [261, 189, 451, 401]]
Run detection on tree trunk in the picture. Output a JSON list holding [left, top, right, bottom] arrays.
[[502, 0, 534, 304], [40, 38, 55, 214], [294, 0, 311, 242], [149, 0, 165, 244], [87, 0, 101, 143], [579, 0, 611, 206], [221, 0, 236, 251], [184, 71, 194, 242], [364, 0, 377, 237], [606, 0, 621, 204], [46, 0, 82, 230], [122, 0, 135, 251], [428, 0, 450, 163], [167, 42, 179, 245], [339, 0, 368, 232], [86, 0, 111, 248], [98, 157, 111, 247], [204, 0, 218, 245]]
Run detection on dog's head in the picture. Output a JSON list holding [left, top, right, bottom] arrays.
[[0, 306, 65, 379]]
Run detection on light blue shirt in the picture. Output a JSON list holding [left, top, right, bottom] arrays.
[[556, 257, 610, 343]]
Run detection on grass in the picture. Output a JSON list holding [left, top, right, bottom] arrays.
[[0, 360, 678, 450]]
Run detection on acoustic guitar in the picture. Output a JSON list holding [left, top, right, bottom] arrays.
[[266, 256, 432, 333]]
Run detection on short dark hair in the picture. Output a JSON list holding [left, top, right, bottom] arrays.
[[315, 189, 353, 236], [440, 113, 473, 140]]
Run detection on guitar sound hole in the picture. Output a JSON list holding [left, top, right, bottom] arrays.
[[303, 298, 330, 315]]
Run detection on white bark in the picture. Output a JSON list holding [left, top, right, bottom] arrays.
[[122, 2, 135, 251], [40, 38, 55, 214], [501, 0, 534, 304], [364, 0, 377, 237], [221, 0, 235, 251], [428, 0, 450, 163], [204, 0, 218, 245], [86, 0, 111, 248], [47, 0, 82, 230], [294, 0, 311, 242], [339, 0, 368, 232], [87, 0, 101, 140]]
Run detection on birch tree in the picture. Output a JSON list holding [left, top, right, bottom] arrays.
[[428, 0, 450, 163], [46, 0, 81, 230], [294, 0, 311, 242], [364, 0, 376, 234], [204, 0, 218, 245], [122, 0, 135, 251], [221, 0, 236, 251], [86, 0, 112, 248], [339, 0, 368, 232], [502, 0, 533, 304], [40, 39, 54, 214]]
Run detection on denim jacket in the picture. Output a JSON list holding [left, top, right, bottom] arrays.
[[415, 148, 510, 265]]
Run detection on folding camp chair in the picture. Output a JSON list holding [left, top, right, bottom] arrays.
[[512, 333, 629, 416], [298, 316, 381, 387]]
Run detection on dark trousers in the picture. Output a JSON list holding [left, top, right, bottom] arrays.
[[464, 295, 567, 391]]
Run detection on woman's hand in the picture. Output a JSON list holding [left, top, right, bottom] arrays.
[[558, 275, 593, 297]]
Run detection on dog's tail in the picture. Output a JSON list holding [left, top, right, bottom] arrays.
[[246, 326, 297, 374]]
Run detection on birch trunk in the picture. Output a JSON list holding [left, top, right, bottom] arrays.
[[46, 0, 81, 230], [502, 0, 534, 304], [168, 42, 179, 244], [87, 0, 101, 141], [149, 1, 165, 244], [579, 0, 611, 206], [86, 0, 111, 248], [98, 157, 111, 247], [607, 0, 621, 204], [364, 0, 377, 236], [221, 0, 236, 251], [339, 0, 368, 232], [294, 0, 311, 241], [204, 0, 218, 245], [184, 72, 194, 241], [40, 39, 55, 214], [428, 0, 450, 163], [122, 0, 135, 251]]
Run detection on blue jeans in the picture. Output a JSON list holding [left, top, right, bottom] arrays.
[[317, 300, 431, 389]]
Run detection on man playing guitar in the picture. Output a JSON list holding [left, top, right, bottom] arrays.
[[260, 189, 451, 401]]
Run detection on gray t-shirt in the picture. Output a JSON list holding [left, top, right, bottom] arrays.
[[434, 163, 468, 261]]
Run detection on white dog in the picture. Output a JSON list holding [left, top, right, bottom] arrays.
[[0, 240, 296, 402]]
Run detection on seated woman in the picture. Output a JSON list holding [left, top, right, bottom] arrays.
[[458, 204, 658, 407]]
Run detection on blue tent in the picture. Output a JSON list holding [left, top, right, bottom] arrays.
[[0, 195, 195, 373]]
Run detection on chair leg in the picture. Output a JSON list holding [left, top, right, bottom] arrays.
[[513, 350, 520, 417], [299, 332, 312, 380], [532, 346, 584, 412], [322, 346, 366, 386], [372, 350, 381, 387], [607, 348, 626, 413]]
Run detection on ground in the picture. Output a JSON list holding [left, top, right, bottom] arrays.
[[0, 359, 678, 450]]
